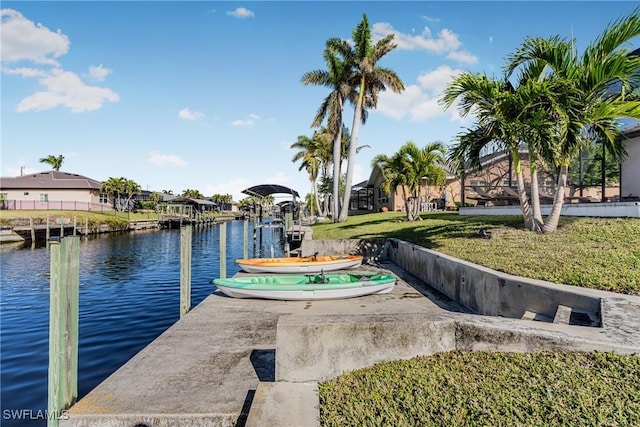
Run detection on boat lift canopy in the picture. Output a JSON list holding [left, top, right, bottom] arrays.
[[241, 184, 299, 199]]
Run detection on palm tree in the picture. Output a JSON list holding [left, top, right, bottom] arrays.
[[181, 189, 205, 199], [39, 154, 64, 171], [504, 8, 640, 232], [302, 44, 357, 220], [101, 177, 141, 211], [291, 133, 323, 216], [371, 151, 410, 218], [441, 73, 541, 230], [333, 14, 405, 222], [399, 141, 447, 220]]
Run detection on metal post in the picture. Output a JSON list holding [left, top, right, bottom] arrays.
[[243, 219, 249, 259], [180, 226, 192, 318], [219, 222, 227, 278], [48, 237, 79, 427]]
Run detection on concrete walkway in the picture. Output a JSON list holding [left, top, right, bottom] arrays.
[[61, 262, 640, 427]]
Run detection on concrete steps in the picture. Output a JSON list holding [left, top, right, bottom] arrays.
[[245, 382, 319, 427]]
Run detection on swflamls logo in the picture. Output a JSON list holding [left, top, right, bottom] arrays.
[[2, 409, 69, 420]]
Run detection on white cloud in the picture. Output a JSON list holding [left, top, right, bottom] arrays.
[[231, 113, 260, 126], [0, 9, 70, 65], [16, 68, 119, 113], [178, 107, 204, 121], [228, 7, 254, 19], [421, 15, 440, 23], [88, 64, 111, 82], [489, 36, 494, 44], [446, 50, 478, 65], [371, 22, 478, 65], [148, 151, 188, 167], [2, 9, 118, 113], [376, 65, 465, 122], [1, 66, 47, 77], [372, 22, 461, 54]]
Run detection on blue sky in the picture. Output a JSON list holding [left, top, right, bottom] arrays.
[[2, 1, 638, 202]]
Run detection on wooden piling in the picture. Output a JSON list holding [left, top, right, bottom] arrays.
[[84, 216, 89, 236], [46, 215, 51, 244], [30, 217, 36, 242], [180, 226, 192, 319], [219, 222, 227, 279], [73, 216, 77, 236], [243, 219, 248, 259], [60, 216, 64, 238], [48, 237, 80, 427]]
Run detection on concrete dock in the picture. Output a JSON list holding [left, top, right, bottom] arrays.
[[61, 259, 640, 427]]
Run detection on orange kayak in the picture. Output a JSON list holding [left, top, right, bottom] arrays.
[[235, 255, 363, 273]]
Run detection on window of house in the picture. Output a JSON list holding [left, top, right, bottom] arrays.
[[23, 192, 29, 196], [39, 194, 48, 202], [99, 193, 108, 203], [0, 193, 7, 200]]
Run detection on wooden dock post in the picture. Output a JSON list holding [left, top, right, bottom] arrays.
[[30, 217, 36, 242], [84, 216, 89, 236], [73, 216, 77, 236], [60, 216, 64, 238], [219, 221, 227, 278], [46, 215, 51, 245], [180, 226, 192, 319], [243, 219, 248, 259], [48, 236, 80, 427]]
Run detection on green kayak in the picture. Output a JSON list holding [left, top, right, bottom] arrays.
[[212, 273, 396, 300]]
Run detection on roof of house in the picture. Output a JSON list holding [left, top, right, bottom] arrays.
[[167, 197, 217, 207], [0, 171, 103, 190]]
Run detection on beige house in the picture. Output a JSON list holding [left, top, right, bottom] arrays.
[[0, 170, 111, 211]]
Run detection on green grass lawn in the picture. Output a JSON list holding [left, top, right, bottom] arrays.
[[318, 350, 640, 427], [315, 212, 640, 426], [312, 212, 640, 295]]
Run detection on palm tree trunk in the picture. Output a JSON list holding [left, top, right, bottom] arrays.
[[338, 78, 365, 222], [312, 181, 321, 216], [528, 152, 543, 232], [332, 116, 343, 222], [542, 164, 568, 233], [512, 149, 534, 230]]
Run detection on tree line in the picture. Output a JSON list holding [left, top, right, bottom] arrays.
[[294, 8, 640, 232]]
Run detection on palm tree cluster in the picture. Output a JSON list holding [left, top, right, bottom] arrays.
[[372, 141, 447, 221], [100, 177, 141, 212], [441, 8, 640, 233], [300, 13, 405, 222]]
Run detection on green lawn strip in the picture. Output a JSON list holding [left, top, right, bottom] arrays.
[[318, 351, 640, 427], [311, 212, 640, 295]]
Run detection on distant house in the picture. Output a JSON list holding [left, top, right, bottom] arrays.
[[0, 170, 110, 211]]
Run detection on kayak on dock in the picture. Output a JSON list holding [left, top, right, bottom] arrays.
[[212, 273, 396, 300], [235, 254, 363, 274]]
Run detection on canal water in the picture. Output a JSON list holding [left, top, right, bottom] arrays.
[[0, 221, 285, 426]]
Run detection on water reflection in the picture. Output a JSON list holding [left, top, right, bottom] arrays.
[[0, 221, 284, 426]]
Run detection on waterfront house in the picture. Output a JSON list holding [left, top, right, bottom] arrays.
[[0, 170, 110, 211]]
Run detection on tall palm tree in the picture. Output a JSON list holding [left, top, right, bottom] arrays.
[[333, 14, 405, 222], [39, 154, 64, 171], [504, 8, 640, 232], [302, 44, 358, 220]]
